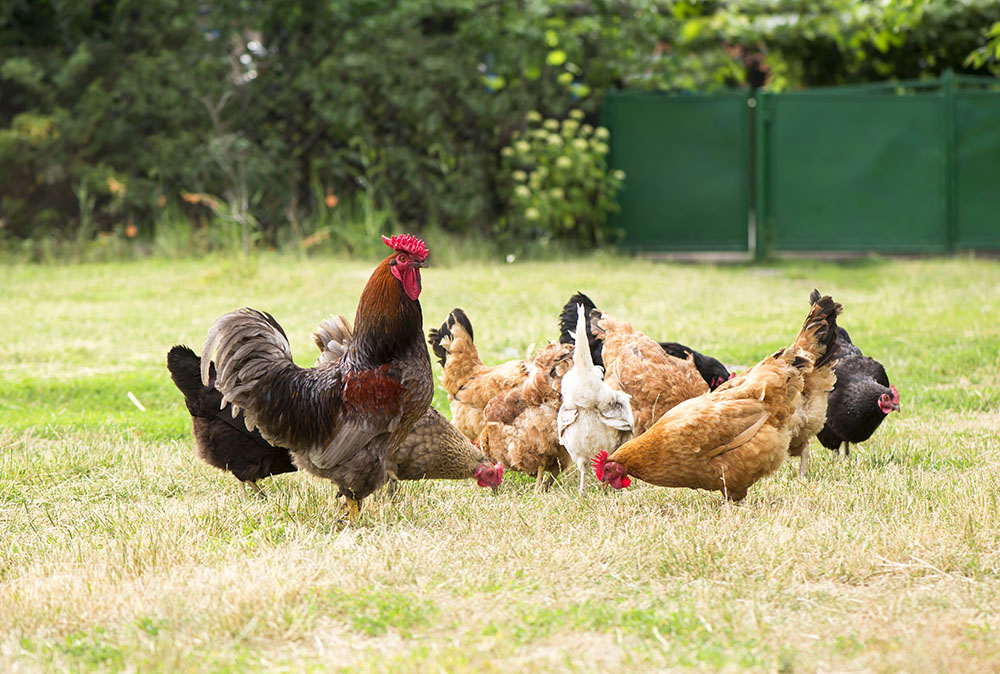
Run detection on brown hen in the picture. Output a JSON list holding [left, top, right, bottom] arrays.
[[594, 295, 841, 502], [592, 312, 709, 435], [477, 342, 575, 490], [427, 308, 530, 441]]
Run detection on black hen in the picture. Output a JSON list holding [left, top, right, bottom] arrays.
[[557, 292, 731, 389], [810, 289, 899, 456], [166, 345, 297, 496]]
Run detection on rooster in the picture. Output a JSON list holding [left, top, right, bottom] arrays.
[[593, 295, 841, 502], [312, 314, 504, 490], [809, 289, 899, 457], [477, 342, 575, 491], [558, 292, 731, 390], [557, 305, 633, 493], [427, 308, 530, 441], [166, 344, 296, 496], [591, 311, 709, 435], [200, 234, 433, 521]]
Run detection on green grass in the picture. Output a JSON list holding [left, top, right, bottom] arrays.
[[1, 253, 1000, 672]]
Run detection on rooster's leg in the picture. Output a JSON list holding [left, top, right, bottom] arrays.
[[798, 445, 809, 477], [344, 496, 362, 524]]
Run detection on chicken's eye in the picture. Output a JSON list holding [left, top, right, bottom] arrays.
[[396, 253, 408, 264]]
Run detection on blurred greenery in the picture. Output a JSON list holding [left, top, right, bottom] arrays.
[[1, 0, 998, 257]]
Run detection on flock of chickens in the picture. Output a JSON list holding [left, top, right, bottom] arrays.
[[167, 234, 899, 519]]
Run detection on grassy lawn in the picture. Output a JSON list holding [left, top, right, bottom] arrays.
[[1, 252, 999, 672]]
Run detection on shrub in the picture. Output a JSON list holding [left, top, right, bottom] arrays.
[[497, 110, 624, 247]]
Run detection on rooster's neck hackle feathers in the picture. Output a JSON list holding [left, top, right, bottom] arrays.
[[349, 255, 425, 367]]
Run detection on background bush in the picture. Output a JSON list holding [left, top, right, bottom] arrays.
[[1, 0, 998, 258]]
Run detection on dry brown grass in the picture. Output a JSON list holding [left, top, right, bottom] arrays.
[[1, 255, 999, 672]]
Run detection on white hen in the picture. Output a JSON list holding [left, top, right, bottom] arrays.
[[557, 305, 634, 492]]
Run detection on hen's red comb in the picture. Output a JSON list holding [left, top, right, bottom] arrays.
[[592, 450, 609, 481], [382, 234, 429, 261], [890, 385, 899, 405], [495, 463, 504, 482]]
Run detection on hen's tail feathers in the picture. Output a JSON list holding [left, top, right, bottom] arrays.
[[167, 345, 210, 402], [448, 308, 474, 342], [427, 308, 473, 367], [587, 309, 608, 344], [570, 304, 596, 371], [312, 314, 353, 366], [809, 288, 821, 305], [559, 292, 603, 367], [201, 308, 296, 413], [793, 295, 842, 369], [559, 292, 598, 343]]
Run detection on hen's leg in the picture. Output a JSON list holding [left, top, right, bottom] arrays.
[[798, 445, 809, 477], [241, 480, 266, 499], [844, 442, 851, 458], [578, 463, 586, 494], [535, 467, 545, 492]]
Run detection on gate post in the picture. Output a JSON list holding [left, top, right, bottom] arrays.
[[943, 68, 957, 251], [753, 92, 769, 260]]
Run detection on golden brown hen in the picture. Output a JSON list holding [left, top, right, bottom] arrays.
[[592, 312, 709, 435], [477, 342, 575, 490], [427, 308, 530, 441], [593, 295, 841, 502]]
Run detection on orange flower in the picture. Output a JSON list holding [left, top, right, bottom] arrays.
[[107, 177, 126, 196], [181, 192, 201, 204], [324, 189, 338, 208], [125, 222, 138, 238], [156, 195, 167, 208]]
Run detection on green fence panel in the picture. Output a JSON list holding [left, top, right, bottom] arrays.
[[603, 90, 750, 252], [955, 90, 1000, 249], [758, 90, 949, 253]]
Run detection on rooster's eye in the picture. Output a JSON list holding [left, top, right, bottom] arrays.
[[397, 253, 408, 264]]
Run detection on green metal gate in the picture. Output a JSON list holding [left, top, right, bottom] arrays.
[[603, 90, 751, 252], [603, 72, 1000, 255], [755, 71, 1000, 255], [955, 85, 1000, 249]]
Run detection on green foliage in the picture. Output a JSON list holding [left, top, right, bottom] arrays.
[[966, 21, 1000, 75], [2, 0, 999, 256], [498, 110, 624, 247]]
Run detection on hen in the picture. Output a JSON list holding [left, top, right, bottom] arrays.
[[427, 308, 530, 441], [809, 289, 899, 457], [312, 314, 504, 490], [201, 234, 433, 521], [557, 305, 634, 493], [167, 344, 296, 496], [477, 341, 575, 490], [592, 311, 709, 435], [594, 295, 841, 502], [558, 292, 731, 389]]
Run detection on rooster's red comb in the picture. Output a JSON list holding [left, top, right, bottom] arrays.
[[592, 450, 609, 481], [382, 234, 429, 261]]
